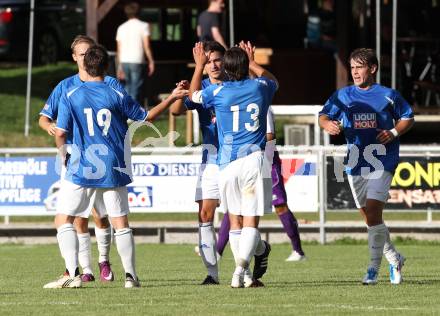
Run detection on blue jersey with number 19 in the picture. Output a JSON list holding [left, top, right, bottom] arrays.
[[56, 81, 147, 188], [200, 77, 277, 167], [40, 74, 126, 144]]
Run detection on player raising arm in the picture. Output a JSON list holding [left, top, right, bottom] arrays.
[[191, 45, 278, 288], [212, 42, 306, 263], [170, 41, 225, 285]]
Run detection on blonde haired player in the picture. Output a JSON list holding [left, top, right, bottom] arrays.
[[39, 35, 117, 283]]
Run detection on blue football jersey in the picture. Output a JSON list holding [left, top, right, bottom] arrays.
[[56, 81, 148, 188], [200, 77, 278, 167], [184, 78, 219, 164], [40, 74, 126, 144], [320, 84, 414, 175]]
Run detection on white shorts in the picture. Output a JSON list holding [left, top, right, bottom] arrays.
[[56, 180, 129, 218], [58, 165, 98, 219], [195, 163, 220, 202], [347, 171, 393, 209], [219, 151, 272, 217]]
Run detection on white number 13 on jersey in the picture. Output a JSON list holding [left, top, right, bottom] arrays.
[[84, 108, 112, 136], [230, 103, 260, 132]]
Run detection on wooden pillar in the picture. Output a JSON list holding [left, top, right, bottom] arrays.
[[86, 0, 98, 40], [86, 0, 118, 41], [97, 0, 118, 22]]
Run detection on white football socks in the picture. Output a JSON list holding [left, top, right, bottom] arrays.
[[114, 228, 136, 279], [199, 222, 218, 281], [238, 227, 260, 269], [229, 229, 242, 268], [77, 232, 93, 275], [57, 223, 79, 277], [367, 223, 387, 271], [95, 226, 112, 263], [383, 226, 400, 266]]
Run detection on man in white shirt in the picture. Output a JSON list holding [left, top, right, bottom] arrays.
[[116, 1, 155, 105]]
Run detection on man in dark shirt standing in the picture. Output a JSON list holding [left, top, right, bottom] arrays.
[[197, 0, 227, 49]]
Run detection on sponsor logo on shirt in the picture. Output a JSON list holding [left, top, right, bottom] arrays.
[[353, 113, 377, 129]]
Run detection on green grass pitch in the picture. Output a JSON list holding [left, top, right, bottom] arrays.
[[1, 242, 440, 315]]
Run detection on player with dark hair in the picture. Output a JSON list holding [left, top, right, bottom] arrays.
[[191, 43, 278, 288], [43, 45, 188, 288], [170, 41, 225, 285], [319, 48, 414, 285], [214, 42, 306, 262]]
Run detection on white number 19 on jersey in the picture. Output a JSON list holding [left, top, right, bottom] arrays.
[[230, 103, 260, 132], [84, 108, 112, 136]]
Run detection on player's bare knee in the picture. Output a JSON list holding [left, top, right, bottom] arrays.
[[93, 215, 110, 229], [229, 214, 243, 230], [243, 216, 259, 228], [74, 217, 89, 233], [199, 208, 215, 223], [54, 214, 74, 228], [111, 215, 129, 230]]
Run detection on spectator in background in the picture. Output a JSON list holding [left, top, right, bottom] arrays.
[[197, 0, 228, 49], [319, 0, 336, 52], [116, 1, 155, 106], [306, 0, 336, 53]]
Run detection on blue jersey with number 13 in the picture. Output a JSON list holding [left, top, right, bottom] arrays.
[[200, 77, 277, 167]]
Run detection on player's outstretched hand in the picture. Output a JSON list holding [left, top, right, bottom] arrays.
[[376, 129, 395, 144], [193, 42, 208, 67], [323, 120, 341, 135], [47, 122, 57, 136], [176, 80, 190, 90], [239, 40, 256, 62], [171, 86, 189, 100]]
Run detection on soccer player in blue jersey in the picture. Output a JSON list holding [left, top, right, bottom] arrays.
[[39, 35, 116, 283], [214, 42, 306, 263], [170, 41, 225, 285], [191, 43, 278, 288], [43, 45, 188, 288], [319, 48, 414, 285]]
